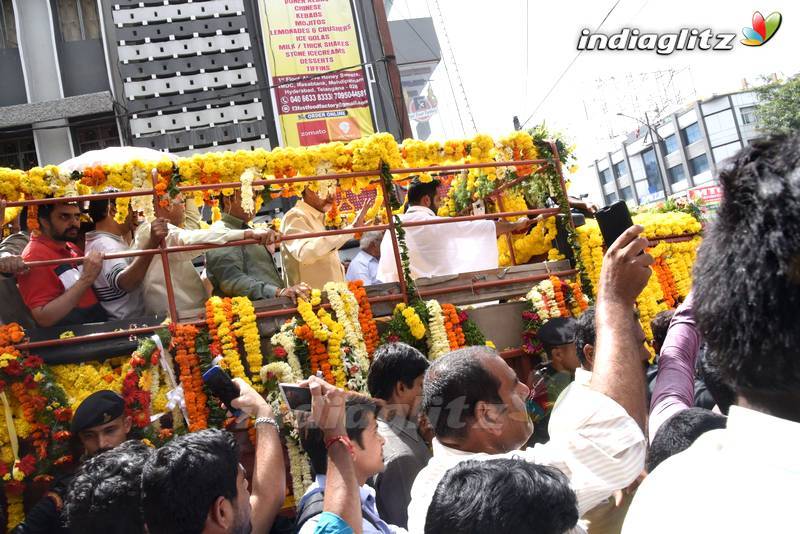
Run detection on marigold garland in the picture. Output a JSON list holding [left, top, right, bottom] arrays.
[[348, 281, 379, 356], [441, 303, 466, 350], [232, 296, 264, 391], [172, 324, 208, 432]]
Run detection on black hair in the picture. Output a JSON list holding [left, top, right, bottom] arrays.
[[421, 347, 502, 440], [367, 342, 430, 401], [650, 309, 675, 356], [300, 395, 379, 477], [425, 458, 578, 534], [88, 198, 111, 225], [693, 133, 800, 395], [141, 428, 240, 534], [407, 177, 441, 206], [646, 408, 727, 473], [574, 306, 595, 366], [64, 440, 152, 534], [697, 349, 736, 415]]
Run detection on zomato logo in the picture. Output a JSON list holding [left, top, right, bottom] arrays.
[[577, 27, 737, 55]]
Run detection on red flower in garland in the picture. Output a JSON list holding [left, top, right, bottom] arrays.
[[17, 455, 37, 476], [4, 360, 22, 376], [23, 374, 37, 390], [53, 455, 73, 467], [5, 480, 25, 495], [23, 356, 44, 368], [53, 431, 71, 441], [54, 407, 72, 422], [0, 379, 6, 392], [273, 346, 287, 359]]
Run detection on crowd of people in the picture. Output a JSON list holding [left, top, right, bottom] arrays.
[[5, 132, 800, 533]]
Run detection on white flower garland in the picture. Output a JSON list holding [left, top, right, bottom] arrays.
[[425, 299, 451, 360], [240, 167, 257, 215], [324, 282, 370, 374], [286, 437, 313, 501], [270, 319, 303, 381]]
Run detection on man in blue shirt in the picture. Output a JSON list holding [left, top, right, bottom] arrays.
[[346, 231, 383, 286]]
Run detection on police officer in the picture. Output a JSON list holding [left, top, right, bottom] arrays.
[[527, 317, 578, 445], [13, 390, 132, 533]]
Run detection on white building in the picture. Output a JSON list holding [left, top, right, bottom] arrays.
[[592, 90, 762, 207]]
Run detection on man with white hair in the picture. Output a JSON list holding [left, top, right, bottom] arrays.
[[346, 230, 383, 286]]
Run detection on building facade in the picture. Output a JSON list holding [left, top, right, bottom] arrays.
[[0, 0, 435, 168], [592, 90, 762, 207]]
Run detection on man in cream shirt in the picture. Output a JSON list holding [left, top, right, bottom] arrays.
[[135, 195, 277, 315], [281, 180, 368, 290]]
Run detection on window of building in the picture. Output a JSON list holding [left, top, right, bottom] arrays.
[[54, 0, 100, 42], [662, 134, 679, 155], [689, 154, 710, 176], [0, 0, 17, 48], [604, 191, 618, 205], [681, 122, 702, 145], [599, 168, 613, 185], [0, 132, 38, 170], [72, 119, 120, 154], [613, 160, 628, 178], [641, 149, 664, 194], [619, 186, 633, 202], [667, 164, 686, 185], [740, 105, 758, 125]]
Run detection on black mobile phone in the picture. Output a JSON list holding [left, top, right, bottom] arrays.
[[202, 365, 242, 416], [279, 383, 312, 412], [595, 201, 634, 248]]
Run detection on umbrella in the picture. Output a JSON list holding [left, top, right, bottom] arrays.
[[58, 146, 178, 173]]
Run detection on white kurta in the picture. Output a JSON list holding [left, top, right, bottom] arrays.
[[376, 206, 498, 283]]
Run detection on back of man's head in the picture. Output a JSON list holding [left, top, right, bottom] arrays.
[[574, 306, 596, 368], [141, 428, 240, 534], [359, 230, 384, 252], [693, 134, 800, 402], [300, 395, 380, 477], [698, 351, 736, 415], [646, 408, 727, 473], [425, 458, 579, 534], [421, 347, 501, 440], [367, 342, 430, 401], [64, 440, 152, 534], [407, 177, 441, 206], [650, 309, 675, 356]]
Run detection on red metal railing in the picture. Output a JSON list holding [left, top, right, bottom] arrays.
[[9, 156, 581, 354]]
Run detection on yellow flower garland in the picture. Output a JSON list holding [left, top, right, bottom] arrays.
[[317, 309, 346, 388], [232, 296, 264, 391], [397, 304, 426, 340], [207, 296, 250, 382]]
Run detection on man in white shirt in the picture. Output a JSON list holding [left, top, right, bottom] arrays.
[[407, 225, 654, 533], [376, 178, 535, 283], [346, 231, 382, 286], [85, 195, 168, 320], [623, 133, 800, 533], [134, 194, 277, 316]]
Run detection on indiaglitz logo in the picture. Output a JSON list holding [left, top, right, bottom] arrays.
[[577, 10, 783, 54], [740, 11, 782, 46]]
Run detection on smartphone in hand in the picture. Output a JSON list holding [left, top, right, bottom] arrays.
[[279, 383, 312, 412], [596, 201, 634, 248], [202, 365, 242, 417]]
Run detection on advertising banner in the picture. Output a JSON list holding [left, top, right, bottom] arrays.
[[260, 0, 375, 146]]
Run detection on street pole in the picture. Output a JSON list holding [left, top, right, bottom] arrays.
[[643, 112, 670, 199]]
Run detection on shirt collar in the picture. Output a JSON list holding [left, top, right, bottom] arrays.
[[220, 212, 248, 229], [312, 474, 376, 506], [85, 230, 125, 244], [296, 200, 325, 223], [725, 405, 800, 466], [406, 205, 435, 217], [574, 367, 593, 386], [31, 233, 77, 254]]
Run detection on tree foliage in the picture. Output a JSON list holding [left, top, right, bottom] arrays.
[[756, 75, 800, 134]]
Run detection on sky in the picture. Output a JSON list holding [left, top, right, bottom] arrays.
[[386, 0, 798, 197]]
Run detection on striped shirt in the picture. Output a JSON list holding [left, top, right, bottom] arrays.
[[406, 386, 645, 534], [85, 231, 145, 320]]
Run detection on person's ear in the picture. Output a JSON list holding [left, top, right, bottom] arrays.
[[123, 416, 133, 434], [583, 344, 595, 368], [206, 496, 233, 530], [475, 401, 503, 435]]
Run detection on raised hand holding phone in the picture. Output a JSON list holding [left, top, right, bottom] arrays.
[[201, 365, 243, 417]]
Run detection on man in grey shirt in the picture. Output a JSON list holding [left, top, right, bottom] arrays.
[[367, 342, 432, 529]]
